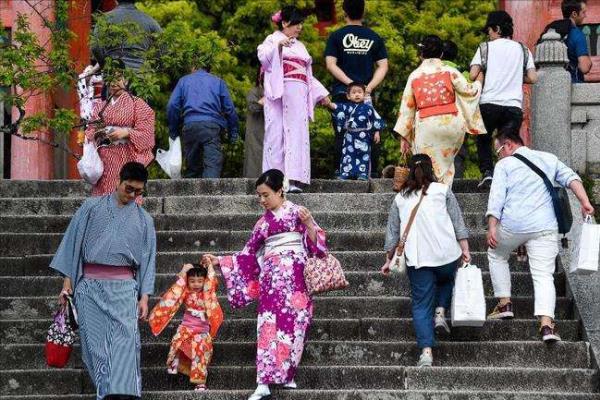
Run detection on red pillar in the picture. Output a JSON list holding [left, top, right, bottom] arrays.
[[499, 0, 556, 146], [10, 0, 55, 180], [63, 0, 91, 179]]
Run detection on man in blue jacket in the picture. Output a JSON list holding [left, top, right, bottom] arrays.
[[562, 0, 593, 83], [167, 68, 239, 178]]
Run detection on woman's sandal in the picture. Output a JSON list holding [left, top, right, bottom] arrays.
[[194, 384, 207, 392]]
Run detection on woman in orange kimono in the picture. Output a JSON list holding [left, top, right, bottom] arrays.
[[394, 35, 486, 187], [149, 264, 224, 392]]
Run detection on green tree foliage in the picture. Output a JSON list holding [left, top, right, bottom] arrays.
[[3, 0, 496, 177], [0, 0, 78, 157], [138, 0, 495, 178]]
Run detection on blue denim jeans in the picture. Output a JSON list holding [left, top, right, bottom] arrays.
[[407, 259, 459, 349], [182, 121, 223, 178]]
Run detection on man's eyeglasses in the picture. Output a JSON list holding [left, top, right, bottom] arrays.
[[495, 144, 505, 156], [124, 185, 144, 196]]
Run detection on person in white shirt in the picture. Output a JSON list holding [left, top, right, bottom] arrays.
[[469, 10, 538, 188], [486, 127, 594, 343], [381, 154, 471, 367]]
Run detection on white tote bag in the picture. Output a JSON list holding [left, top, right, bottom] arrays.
[[156, 137, 182, 179], [572, 216, 600, 275], [77, 140, 104, 185], [451, 263, 486, 327]]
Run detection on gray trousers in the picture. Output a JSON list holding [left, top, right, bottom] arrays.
[[182, 121, 223, 178]]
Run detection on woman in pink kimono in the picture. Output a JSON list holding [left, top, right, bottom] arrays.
[[258, 6, 329, 193], [202, 169, 328, 400]]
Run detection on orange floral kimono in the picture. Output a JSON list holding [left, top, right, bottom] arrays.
[[394, 58, 486, 186], [148, 266, 224, 385]]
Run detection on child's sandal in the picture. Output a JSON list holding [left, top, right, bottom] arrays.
[[194, 384, 207, 392]]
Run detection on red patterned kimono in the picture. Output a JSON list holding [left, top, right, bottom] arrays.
[[148, 266, 224, 385], [85, 93, 155, 197]]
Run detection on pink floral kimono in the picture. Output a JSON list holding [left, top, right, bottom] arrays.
[[258, 31, 329, 184], [219, 201, 327, 384]]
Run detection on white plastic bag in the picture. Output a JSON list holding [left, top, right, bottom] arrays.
[[77, 140, 104, 185], [451, 263, 486, 327], [156, 137, 182, 179], [572, 216, 600, 275]]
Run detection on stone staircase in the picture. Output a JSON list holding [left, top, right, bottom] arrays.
[[0, 178, 598, 399]]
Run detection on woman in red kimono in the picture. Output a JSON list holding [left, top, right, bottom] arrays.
[[85, 78, 155, 197]]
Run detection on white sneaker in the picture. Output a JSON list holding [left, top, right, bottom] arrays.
[[283, 380, 297, 389], [248, 385, 271, 400], [288, 184, 303, 193], [434, 314, 451, 335], [417, 352, 433, 367]]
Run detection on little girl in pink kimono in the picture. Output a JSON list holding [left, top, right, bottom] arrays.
[[258, 6, 329, 193]]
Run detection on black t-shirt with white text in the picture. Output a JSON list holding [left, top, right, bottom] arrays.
[[324, 25, 388, 95]]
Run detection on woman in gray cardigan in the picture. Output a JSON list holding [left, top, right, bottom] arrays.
[[382, 154, 471, 367]]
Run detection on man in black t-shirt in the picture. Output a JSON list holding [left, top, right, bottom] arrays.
[[325, 0, 388, 177]]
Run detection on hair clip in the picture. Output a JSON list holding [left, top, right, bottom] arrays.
[[271, 10, 282, 24]]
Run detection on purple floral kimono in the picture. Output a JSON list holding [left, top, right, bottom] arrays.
[[219, 201, 327, 384], [258, 31, 329, 184]]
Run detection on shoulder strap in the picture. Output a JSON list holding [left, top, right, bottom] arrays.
[[397, 191, 426, 252], [512, 153, 554, 191], [520, 42, 529, 75], [479, 42, 488, 72]]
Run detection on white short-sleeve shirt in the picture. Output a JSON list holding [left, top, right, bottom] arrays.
[[471, 38, 535, 108]]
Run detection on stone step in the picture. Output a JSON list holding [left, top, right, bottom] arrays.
[[1, 366, 596, 396], [1, 318, 581, 345], [0, 271, 567, 297], [0, 179, 484, 198], [0, 296, 573, 322], [1, 341, 590, 370], [0, 230, 493, 256], [0, 193, 489, 216], [0, 251, 532, 276], [1, 391, 599, 400], [0, 211, 487, 233]]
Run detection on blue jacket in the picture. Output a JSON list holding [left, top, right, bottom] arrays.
[[167, 70, 239, 140]]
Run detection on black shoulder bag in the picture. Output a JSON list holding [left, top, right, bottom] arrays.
[[512, 153, 573, 248]]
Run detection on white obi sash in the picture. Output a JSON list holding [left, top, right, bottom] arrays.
[[258, 232, 305, 267]]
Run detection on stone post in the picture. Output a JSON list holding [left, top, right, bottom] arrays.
[[531, 29, 572, 166]]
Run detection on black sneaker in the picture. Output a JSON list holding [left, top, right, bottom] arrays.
[[478, 170, 493, 188], [540, 324, 561, 343], [487, 301, 514, 320]]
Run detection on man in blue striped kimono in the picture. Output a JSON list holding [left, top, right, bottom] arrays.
[[50, 162, 156, 400]]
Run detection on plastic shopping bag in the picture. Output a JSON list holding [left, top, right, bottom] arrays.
[[451, 263, 486, 327], [156, 137, 182, 179], [77, 140, 104, 185], [572, 216, 600, 275]]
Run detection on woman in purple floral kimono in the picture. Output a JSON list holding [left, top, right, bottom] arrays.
[[202, 169, 327, 400]]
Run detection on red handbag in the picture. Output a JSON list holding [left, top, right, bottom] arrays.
[[45, 298, 77, 368]]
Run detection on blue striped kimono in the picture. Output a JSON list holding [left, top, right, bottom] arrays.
[[50, 193, 156, 400]]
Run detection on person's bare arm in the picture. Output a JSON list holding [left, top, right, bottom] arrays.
[[326, 56, 353, 86], [366, 59, 389, 94], [569, 180, 595, 216], [524, 68, 538, 84], [578, 55, 593, 75], [469, 65, 482, 82]]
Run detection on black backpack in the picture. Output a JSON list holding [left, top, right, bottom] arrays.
[[537, 19, 572, 44]]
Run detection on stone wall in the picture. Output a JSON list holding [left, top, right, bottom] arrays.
[[571, 83, 600, 176]]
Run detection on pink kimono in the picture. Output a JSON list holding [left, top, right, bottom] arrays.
[[258, 31, 329, 184]]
